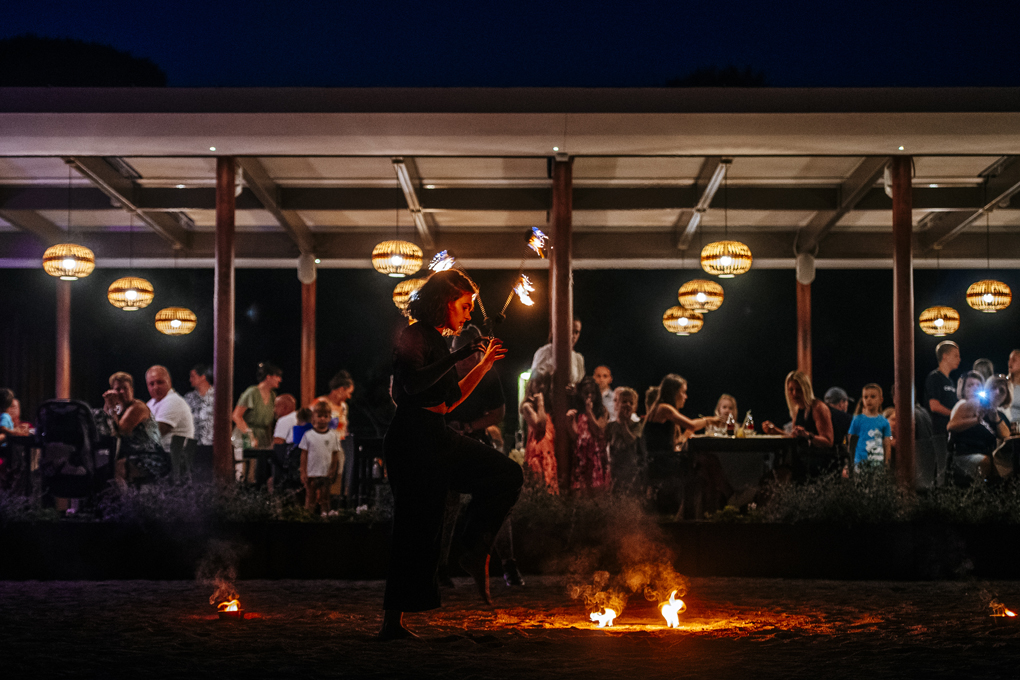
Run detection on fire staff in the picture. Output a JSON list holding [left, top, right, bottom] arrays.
[[379, 269, 524, 640]]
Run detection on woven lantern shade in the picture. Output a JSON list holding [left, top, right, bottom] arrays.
[[678, 279, 724, 313], [965, 279, 1012, 313], [662, 306, 704, 336], [700, 240, 752, 278], [107, 277, 155, 311], [392, 277, 426, 311], [42, 243, 95, 281], [372, 240, 423, 278], [919, 306, 960, 337], [155, 307, 197, 336]]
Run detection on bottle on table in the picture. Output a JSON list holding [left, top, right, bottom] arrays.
[[725, 412, 736, 437], [742, 410, 754, 434]]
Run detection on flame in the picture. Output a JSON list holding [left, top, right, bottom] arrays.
[[513, 274, 536, 306], [589, 608, 617, 628], [528, 227, 548, 258], [660, 590, 687, 628], [429, 250, 455, 272], [217, 599, 240, 612]]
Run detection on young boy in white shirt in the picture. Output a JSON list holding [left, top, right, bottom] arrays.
[[299, 401, 343, 515]]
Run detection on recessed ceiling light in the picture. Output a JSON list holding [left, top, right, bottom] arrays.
[[898, 146, 904, 151], [209, 146, 217, 151], [929, 183, 938, 188], [314, 258, 321, 264], [425, 185, 435, 189], [176, 184, 186, 189], [553, 146, 559, 151]]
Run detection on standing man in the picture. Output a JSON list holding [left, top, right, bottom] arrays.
[[925, 341, 961, 436], [593, 366, 616, 421], [145, 365, 195, 451], [530, 317, 585, 386], [1008, 349, 1020, 424], [184, 364, 215, 446], [272, 394, 298, 445], [823, 387, 854, 468]]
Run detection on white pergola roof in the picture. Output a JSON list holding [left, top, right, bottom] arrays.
[[2, 87, 1019, 269]]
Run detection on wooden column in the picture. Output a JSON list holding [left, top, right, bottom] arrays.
[[301, 280, 316, 407], [550, 157, 573, 491], [796, 281, 812, 379], [891, 156, 916, 489], [213, 157, 237, 484], [55, 280, 71, 399]]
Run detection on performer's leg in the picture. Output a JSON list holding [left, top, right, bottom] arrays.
[[437, 490, 462, 586]]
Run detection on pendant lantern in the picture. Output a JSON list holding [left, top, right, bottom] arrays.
[[918, 306, 960, 337], [678, 279, 724, 313], [155, 307, 198, 336], [662, 306, 704, 336]]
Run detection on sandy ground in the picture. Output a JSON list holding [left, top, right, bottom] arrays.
[[2, 577, 1019, 679]]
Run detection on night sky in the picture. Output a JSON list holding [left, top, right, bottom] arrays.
[[4, 0, 1020, 87]]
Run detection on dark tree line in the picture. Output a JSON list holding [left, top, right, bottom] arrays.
[[0, 34, 166, 86]]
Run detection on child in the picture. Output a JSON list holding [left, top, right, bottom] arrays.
[[566, 376, 610, 491], [605, 387, 645, 495], [848, 384, 892, 468], [299, 402, 343, 515], [520, 371, 557, 493]]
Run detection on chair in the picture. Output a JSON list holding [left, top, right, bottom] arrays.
[[168, 435, 198, 482]]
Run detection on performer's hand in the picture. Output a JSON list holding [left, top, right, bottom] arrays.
[[480, 338, 507, 367]]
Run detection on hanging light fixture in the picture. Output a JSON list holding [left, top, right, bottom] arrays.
[[966, 279, 1012, 312], [964, 207, 1011, 312], [43, 164, 95, 281], [392, 277, 426, 311], [701, 160, 751, 278], [662, 306, 704, 336], [107, 214, 155, 310], [155, 307, 197, 335], [678, 279, 724, 313], [919, 306, 960, 336], [373, 197, 423, 277], [108, 277, 155, 311]]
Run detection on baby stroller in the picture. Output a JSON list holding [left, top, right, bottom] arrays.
[[35, 399, 112, 504]]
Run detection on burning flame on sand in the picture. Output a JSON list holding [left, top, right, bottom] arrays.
[[991, 600, 1017, 617], [589, 608, 617, 628], [217, 599, 240, 612], [513, 275, 536, 306], [660, 590, 687, 628]]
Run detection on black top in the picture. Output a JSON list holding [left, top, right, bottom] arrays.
[[391, 323, 462, 409], [828, 405, 852, 449], [949, 408, 1004, 457], [642, 416, 675, 456], [795, 401, 832, 454], [925, 369, 957, 434], [448, 369, 504, 430]]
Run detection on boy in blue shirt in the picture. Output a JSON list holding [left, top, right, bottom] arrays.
[[848, 383, 892, 467]]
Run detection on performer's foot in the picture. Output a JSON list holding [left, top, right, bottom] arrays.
[[502, 559, 525, 587], [378, 611, 419, 641], [458, 547, 492, 605]]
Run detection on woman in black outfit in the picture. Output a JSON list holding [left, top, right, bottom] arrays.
[[761, 370, 834, 481], [380, 269, 523, 640]]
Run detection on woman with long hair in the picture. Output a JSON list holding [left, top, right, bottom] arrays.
[[566, 376, 610, 490], [761, 370, 835, 480], [642, 374, 725, 517], [380, 269, 523, 640]]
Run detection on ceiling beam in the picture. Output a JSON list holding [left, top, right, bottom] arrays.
[[674, 156, 723, 250], [795, 156, 889, 254], [0, 209, 64, 245], [236, 157, 315, 253], [392, 158, 436, 248], [920, 156, 1020, 251], [65, 157, 191, 249]]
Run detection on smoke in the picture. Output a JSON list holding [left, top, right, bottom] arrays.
[[564, 495, 688, 618], [196, 539, 249, 606]]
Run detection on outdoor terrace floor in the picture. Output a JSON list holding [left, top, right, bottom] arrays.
[[2, 576, 1019, 679]]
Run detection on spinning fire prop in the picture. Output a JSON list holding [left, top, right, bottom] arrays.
[[990, 600, 1017, 624], [527, 227, 548, 258], [428, 250, 456, 272]]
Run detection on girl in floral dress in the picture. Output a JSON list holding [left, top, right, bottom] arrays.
[[568, 377, 610, 490]]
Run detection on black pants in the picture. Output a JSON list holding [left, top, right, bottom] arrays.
[[383, 406, 523, 612]]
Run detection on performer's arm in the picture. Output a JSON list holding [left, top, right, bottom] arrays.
[[449, 339, 507, 411], [398, 333, 485, 396]]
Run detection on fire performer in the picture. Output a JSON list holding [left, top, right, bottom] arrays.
[[380, 269, 524, 640]]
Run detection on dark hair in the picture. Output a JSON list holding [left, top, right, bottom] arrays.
[[312, 401, 332, 416], [0, 388, 14, 412], [328, 370, 353, 392], [192, 363, 214, 386], [935, 340, 959, 362], [525, 370, 553, 408], [573, 376, 607, 419], [405, 269, 478, 329], [109, 371, 134, 388], [296, 407, 313, 424], [256, 362, 282, 382], [648, 373, 687, 418]]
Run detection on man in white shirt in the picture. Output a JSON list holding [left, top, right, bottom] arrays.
[[593, 365, 615, 421], [272, 394, 298, 445], [145, 365, 195, 451], [530, 318, 585, 385]]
